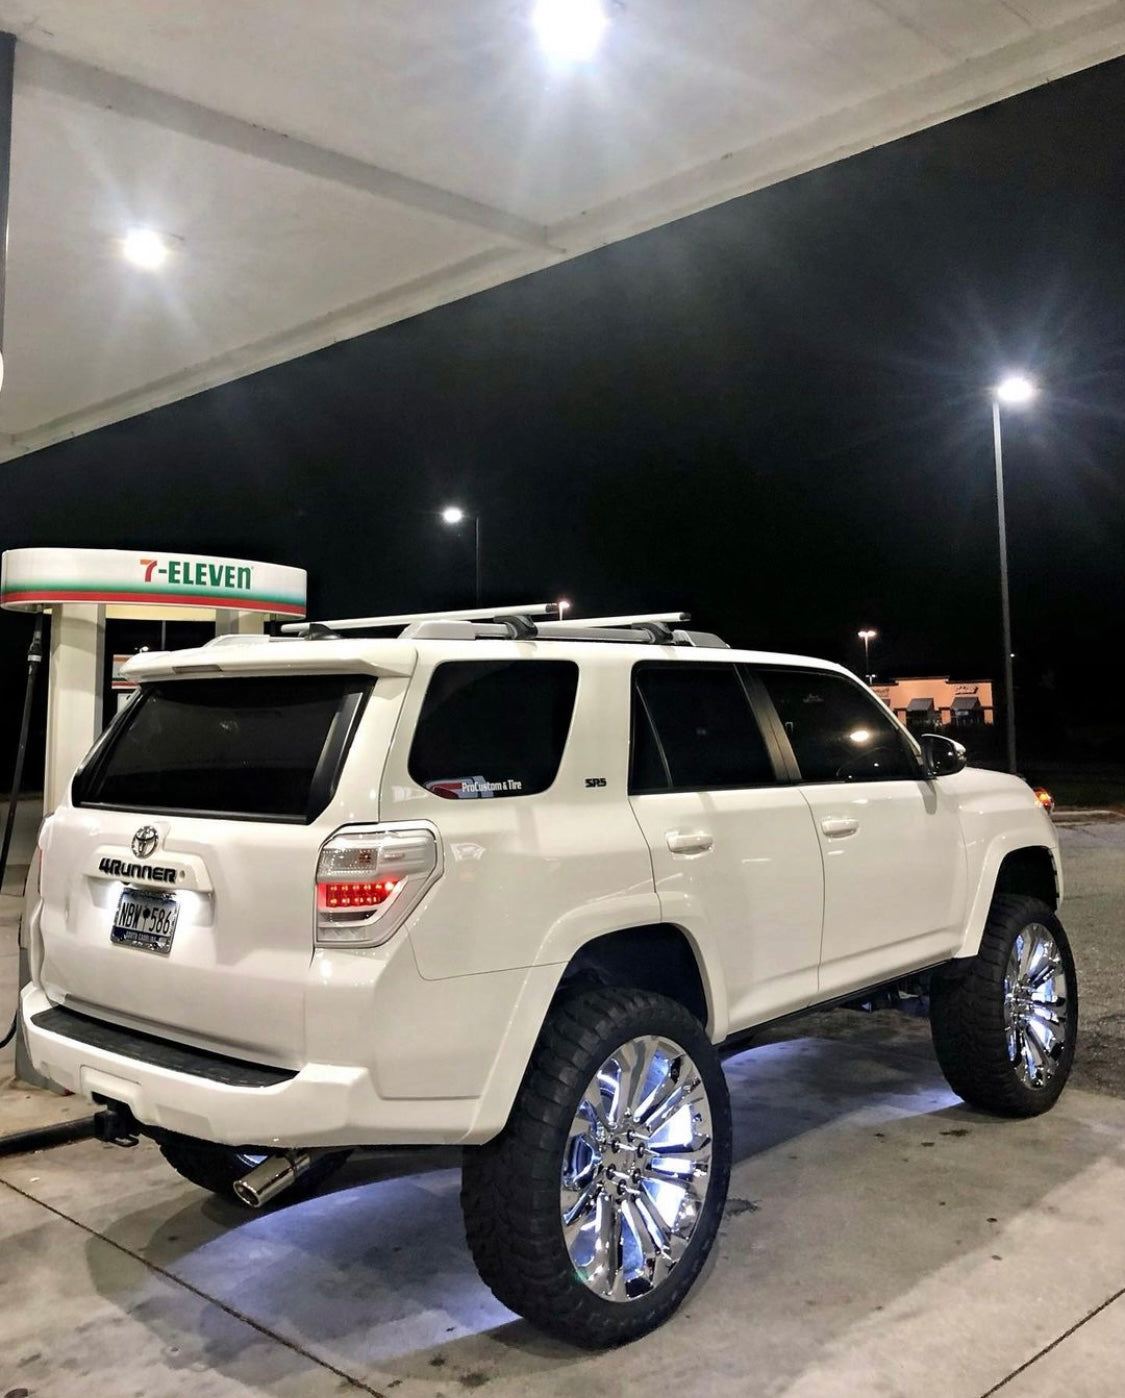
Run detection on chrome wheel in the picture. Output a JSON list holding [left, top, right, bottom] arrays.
[[1004, 923, 1069, 1090], [561, 1034, 714, 1302]]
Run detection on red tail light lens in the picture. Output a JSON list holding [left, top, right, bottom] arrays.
[[317, 878, 400, 912], [315, 825, 439, 947]]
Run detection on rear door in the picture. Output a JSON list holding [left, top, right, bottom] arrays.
[[755, 667, 967, 998], [38, 673, 376, 1065], [627, 661, 824, 1034]]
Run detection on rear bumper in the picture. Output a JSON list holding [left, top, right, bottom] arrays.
[[22, 983, 485, 1148]]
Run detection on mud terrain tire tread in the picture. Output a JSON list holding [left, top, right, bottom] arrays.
[[930, 894, 1077, 1118], [461, 986, 731, 1348]]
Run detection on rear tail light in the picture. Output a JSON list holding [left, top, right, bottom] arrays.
[[315, 824, 440, 947]]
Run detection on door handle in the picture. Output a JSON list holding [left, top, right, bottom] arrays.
[[821, 817, 859, 838], [666, 830, 714, 855]]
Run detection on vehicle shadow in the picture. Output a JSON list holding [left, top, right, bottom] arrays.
[[80, 1020, 1117, 1395]]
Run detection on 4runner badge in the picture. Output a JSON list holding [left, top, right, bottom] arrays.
[[131, 826, 160, 859]]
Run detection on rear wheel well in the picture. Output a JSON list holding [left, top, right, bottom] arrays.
[[992, 846, 1058, 912], [557, 925, 710, 1030]]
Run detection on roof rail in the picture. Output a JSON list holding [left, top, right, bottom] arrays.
[[280, 601, 558, 636]]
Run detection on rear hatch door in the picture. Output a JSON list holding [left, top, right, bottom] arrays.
[[38, 668, 398, 1066]]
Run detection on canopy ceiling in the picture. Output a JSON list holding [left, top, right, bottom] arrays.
[[1, 0, 1123, 462]]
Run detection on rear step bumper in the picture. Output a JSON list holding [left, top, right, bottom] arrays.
[[21, 984, 481, 1150], [33, 1005, 298, 1089]]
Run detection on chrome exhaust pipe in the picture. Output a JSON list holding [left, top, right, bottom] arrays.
[[234, 1150, 320, 1208]]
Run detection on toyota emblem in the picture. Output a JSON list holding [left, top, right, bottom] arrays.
[[132, 826, 159, 859]]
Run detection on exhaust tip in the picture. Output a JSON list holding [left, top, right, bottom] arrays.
[[232, 1177, 265, 1209], [232, 1152, 311, 1209]]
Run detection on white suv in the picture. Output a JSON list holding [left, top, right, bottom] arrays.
[[21, 605, 1076, 1347]]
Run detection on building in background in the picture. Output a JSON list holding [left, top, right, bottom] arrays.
[[872, 677, 994, 732]]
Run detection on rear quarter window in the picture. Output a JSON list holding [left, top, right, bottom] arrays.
[[409, 659, 578, 799]]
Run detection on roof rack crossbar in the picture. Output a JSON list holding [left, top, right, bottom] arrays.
[[279, 605, 728, 647], [536, 612, 689, 631], [281, 601, 558, 635]]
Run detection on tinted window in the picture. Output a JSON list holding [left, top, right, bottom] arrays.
[[759, 669, 919, 783], [75, 676, 369, 820], [632, 664, 775, 792], [409, 660, 578, 799]]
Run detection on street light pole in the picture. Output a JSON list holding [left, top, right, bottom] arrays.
[[857, 628, 877, 685], [992, 398, 1018, 775], [990, 374, 1035, 776]]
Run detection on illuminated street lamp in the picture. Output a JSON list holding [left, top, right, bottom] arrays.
[[441, 506, 481, 604], [992, 375, 1037, 774], [858, 629, 877, 685]]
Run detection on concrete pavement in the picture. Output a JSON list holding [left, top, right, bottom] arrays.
[[2, 1026, 1125, 1396]]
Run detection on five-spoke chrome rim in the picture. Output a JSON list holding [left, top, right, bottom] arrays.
[[560, 1034, 713, 1303], [1004, 924, 1069, 1090]]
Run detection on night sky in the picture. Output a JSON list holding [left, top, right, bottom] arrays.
[[4, 54, 1125, 777]]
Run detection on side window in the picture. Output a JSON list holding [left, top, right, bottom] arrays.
[[631, 664, 776, 793], [409, 660, 578, 799], [758, 669, 919, 784]]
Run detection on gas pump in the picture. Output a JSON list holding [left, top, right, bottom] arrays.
[[0, 546, 306, 1087]]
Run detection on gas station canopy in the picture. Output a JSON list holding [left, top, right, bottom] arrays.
[[0, 0, 1123, 463]]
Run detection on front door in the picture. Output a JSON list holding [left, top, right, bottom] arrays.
[[755, 667, 967, 998]]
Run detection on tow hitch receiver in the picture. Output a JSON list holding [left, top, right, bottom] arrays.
[[92, 1100, 140, 1147]]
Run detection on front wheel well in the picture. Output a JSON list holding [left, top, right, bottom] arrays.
[[556, 924, 710, 1030], [992, 846, 1058, 912]]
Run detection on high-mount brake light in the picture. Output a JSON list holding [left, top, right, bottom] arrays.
[[315, 825, 440, 947]]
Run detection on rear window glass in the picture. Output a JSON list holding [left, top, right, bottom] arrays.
[[409, 660, 578, 799], [74, 676, 370, 821]]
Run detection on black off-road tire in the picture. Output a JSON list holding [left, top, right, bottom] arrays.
[[930, 894, 1077, 1118], [158, 1133, 346, 1205], [461, 987, 732, 1348]]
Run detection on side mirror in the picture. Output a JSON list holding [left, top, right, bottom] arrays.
[[920, 732, 967, 778]]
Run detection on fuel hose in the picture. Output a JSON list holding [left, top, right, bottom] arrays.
[[0, 614, 45, 1049]]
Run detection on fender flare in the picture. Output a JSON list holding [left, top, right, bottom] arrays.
[[462, 918, 731, 1144], [953, 833, 1061, 960]]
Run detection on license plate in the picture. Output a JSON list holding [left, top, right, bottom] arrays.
[[111, 888, 180, 954]]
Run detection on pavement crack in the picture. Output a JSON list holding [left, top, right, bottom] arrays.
[[0, 1173, 387, 1395], [978, 1281, 1125, 1396]]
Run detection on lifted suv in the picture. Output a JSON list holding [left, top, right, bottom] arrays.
[[22, 605, 1076, 1347]]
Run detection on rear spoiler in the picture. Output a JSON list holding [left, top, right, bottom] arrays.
[[121, 635, 417, 681]]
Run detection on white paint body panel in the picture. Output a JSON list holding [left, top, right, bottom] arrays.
[[801, 777, 967, 998], [24, 634, 1063, 1147], [630, 787, 823, 1035]]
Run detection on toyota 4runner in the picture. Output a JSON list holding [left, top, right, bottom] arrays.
[[21, 604, 1076, 1347]]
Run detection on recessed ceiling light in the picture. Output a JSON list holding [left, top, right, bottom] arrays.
[[532, 0, 609, 62], [122, 228, 170, 269]]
